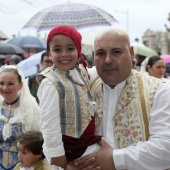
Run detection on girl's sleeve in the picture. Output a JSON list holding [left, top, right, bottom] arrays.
[[37, 78, 65, 158]]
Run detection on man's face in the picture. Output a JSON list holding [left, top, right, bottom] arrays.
[[41, 55, 53, 70], [136, 55, 146, 66], [94, 31, 134, 87], [8, 61, 17, 65]]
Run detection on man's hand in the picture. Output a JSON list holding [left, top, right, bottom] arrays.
[[65, 161, 79, 170], [74, 139, 116, 170], [51, 155, 68, 169]]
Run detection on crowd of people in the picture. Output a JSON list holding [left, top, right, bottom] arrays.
[[0, 25, 170, 170]]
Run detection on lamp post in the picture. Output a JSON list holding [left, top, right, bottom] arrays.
[[114, 10, 129, 34]]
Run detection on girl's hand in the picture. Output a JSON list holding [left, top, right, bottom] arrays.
[[51, 155, 68, 168]]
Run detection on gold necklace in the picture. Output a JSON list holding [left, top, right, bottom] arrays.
[[4, 107, 13, 124]]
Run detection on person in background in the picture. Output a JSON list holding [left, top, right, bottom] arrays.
[[0, 65, 40, 170], [134, 54, 146, 71], [14, 131, 51, 170], [28, 51, 53, 103], [73, 28, 170, 170], [146, 55, 170, 83], [37, 25, 101, 170], [8, 55, 22, 65]]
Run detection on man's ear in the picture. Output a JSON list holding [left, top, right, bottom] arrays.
[[130, 46, 135, 61]]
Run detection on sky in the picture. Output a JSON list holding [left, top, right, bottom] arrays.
[[0, 0, 169, 43]]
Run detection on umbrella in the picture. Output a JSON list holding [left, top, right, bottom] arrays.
[[0, 55, 6, 59], [131, 42, 158, 57], [0, 42, 25, 54], [0, 30, 8, 40], [3, 52, 35, 64], [22, 2, 118, 31], [160, 54, 170, 63], [18, 51, 45, 77], [7, 35, 46, 54]]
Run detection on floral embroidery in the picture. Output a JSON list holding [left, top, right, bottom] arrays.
[[114, 72, 161, 148], [92, 71, 161, 148]]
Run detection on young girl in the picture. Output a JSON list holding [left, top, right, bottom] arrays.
[[14, 131, 51, 170], [37, 25, 102, 169]]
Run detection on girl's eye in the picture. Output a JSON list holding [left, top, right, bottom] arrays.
[[8, 83, 14, 86], [68, 47, 75, 51], [54, 48, 61, 52]]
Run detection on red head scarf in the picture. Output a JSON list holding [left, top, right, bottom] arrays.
[[47, 25, 87, 68]]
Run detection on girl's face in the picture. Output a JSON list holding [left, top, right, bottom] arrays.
[[48, 35, 78, 71], [17, 142, 41, 167], [0, 72, 23, 102], [148, 59, 166, 79]]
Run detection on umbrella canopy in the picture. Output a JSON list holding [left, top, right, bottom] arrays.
[[3, 52, 35, 64], [0, 42, 25, 54], [22, 2, 118, 31], [7, 35, 46, 49], [0, 30, 8, 40], [0, 55, 6, 59], [18, 51, 45, 77], [160, 54, 170, 63], [131, 42, 158, 57]]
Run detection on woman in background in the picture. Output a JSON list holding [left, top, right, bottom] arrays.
[[0, 65, 40, 170], [146, 55, 170, 83], [146, 56, 165, 78]]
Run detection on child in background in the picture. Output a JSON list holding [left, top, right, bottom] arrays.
[[37, 25, 102, 169], [14, 131, 51, 170]]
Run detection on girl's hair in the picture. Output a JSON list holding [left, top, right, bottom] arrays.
[[18, 131, 45, 159], [0, 68, 22, 83], [146, 56, 162, 72]]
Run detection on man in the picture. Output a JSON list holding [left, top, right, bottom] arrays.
[[28, 51, 53, 103], [72, 28, 170, 170], [134, 54, 146, 71]]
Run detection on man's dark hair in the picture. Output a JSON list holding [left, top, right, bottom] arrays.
[[41, 51, 49, 62]]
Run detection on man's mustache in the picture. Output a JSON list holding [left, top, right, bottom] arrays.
[[103, 64, 118, 70]]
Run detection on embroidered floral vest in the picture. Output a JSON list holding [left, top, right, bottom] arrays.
[[38, 65, 92, 138], [91, 70, 162, 149]]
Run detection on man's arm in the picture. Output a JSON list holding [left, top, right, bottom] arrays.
[[72, 83, 170, 170], [113, 82, 170, 170]]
